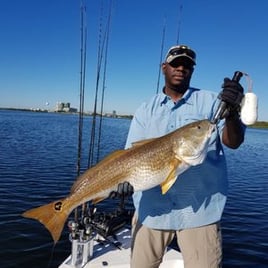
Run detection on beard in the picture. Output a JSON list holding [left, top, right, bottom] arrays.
[[165, 78, 190, 93]]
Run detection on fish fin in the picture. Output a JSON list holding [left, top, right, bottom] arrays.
[[22, 199, 69, 244], [97, 150, 127, 164], [160, 158, 181, 194], [71, 150, 127, 193], [92, 196, 106, 204], [131, 138, 157, 147]]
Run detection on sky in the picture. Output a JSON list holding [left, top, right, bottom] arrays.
[[0, 0, 267, 121]]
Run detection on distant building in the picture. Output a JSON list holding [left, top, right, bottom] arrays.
[[105, 110, 117, 118], [55, 102, 77, 113]]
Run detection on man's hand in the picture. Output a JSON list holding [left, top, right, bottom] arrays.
[[220, 78, 244, 110], [109, 182, 134, 199]]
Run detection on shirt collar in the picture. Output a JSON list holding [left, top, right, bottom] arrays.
[[160, 87, 199, 108]]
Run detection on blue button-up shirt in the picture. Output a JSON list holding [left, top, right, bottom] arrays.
[[125, 87, 228, 230]]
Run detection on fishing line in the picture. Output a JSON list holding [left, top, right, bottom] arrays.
[[77, 1, 87, 177], [156, 1, 183, 94], [97, 0, 114, 162], [239, 72, 258, 125], [176, 2, 183, 44], [156, 15, 166, 94], [75, 0, 88, 224], [88, 0, 114, 167], [242, 72, 253, 92], [46, 243, 56, 268], [88, 0, 105, 168]]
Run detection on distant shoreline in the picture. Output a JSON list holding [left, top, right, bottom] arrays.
[[1, 107, 267, 128], [0, 107, 133, 120]]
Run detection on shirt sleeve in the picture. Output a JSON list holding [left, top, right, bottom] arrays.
[[125, 102, 147, 149]]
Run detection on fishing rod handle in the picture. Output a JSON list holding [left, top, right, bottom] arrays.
[[232, 71, 243, 82], [211, 71, 243, 124]]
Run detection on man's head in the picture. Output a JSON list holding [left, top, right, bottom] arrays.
[[162, 45, 196, 94], [165, 45, 196, 66]]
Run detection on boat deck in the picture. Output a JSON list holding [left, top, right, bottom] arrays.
[[59, 228, 184, 268]]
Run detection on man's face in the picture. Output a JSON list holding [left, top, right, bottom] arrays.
[[162, 58, 194, 91]]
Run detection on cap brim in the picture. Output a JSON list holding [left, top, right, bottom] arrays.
[[166, 54, 196, 65]]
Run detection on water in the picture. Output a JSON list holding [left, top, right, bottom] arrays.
[[222, 128, 268, 267], [0, 110, 267, 268]]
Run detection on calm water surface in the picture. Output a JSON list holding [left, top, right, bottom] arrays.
[[0, 110, 267, 268]]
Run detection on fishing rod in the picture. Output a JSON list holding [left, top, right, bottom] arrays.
[[67, 199, 134, 267], [75, 0, 87, 223], [88, 0, 113, 167], [156, 15, 166, 94], [97, 0, 114, 163], [88, 0, 105, 169], [211, 71, 243, 124], [77, 1, 87, 177], [156, 2, 183, 94], [211, 71, 258, 125], [176, 3, 183, 45]]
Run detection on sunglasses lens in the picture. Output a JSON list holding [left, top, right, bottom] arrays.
[[169, 59, 194, 69]]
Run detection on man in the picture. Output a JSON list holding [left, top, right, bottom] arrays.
[[125, 45, 245, 268]]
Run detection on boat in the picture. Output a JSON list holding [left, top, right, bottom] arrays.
[[59, 200, 184, 268]]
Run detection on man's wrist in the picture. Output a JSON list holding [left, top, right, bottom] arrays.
[[226, 110, 240, 121]]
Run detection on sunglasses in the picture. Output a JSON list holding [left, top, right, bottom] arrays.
[[168, 46, 196, 62], [168, 59, 194, 69]]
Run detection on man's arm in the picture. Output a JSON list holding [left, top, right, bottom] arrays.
[[222, 113, 245, 149], [220, 78, 245, 149], [125, 103, 147, 149]]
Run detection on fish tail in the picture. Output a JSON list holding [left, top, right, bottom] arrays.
[[22, 199, 69, 244]]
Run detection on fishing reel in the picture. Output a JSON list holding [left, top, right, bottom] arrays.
[[211, 71, 258, 125], [68, 192, 134, 242], [67, 202, 134, 267], [81, 206, 133, 238], [68, 207, 133, 245]]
